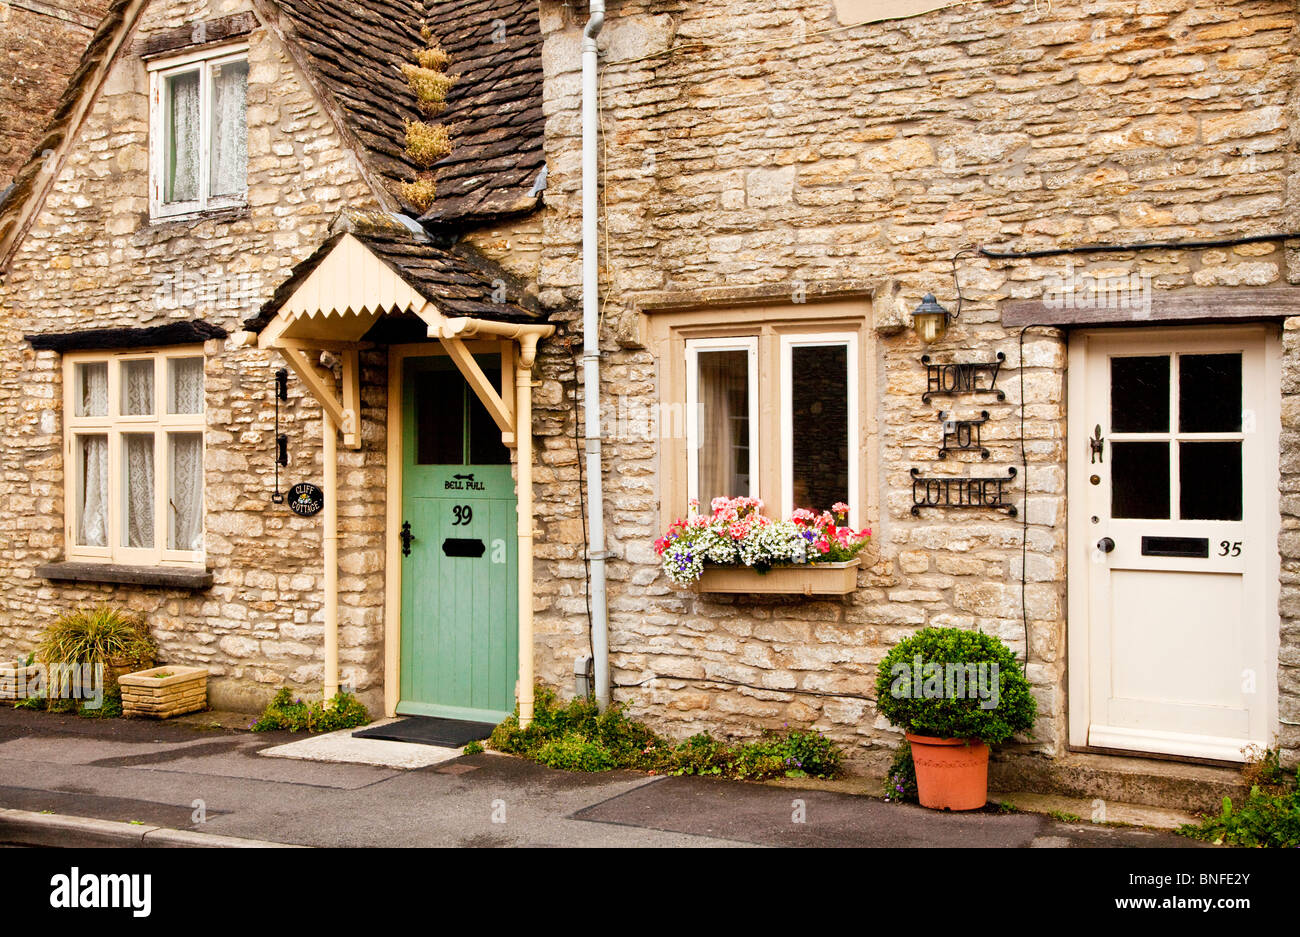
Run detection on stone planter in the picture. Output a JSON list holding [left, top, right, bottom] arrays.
[[0, 663, 41, 702], [691, 558, 860, 596], [119, 666, 208, 719]]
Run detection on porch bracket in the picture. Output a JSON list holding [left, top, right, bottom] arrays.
[[265, 340, 363, 450]]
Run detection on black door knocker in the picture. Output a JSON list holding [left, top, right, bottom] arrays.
[[400, 521, 415, 557], [1089, 425, 1105, 464]]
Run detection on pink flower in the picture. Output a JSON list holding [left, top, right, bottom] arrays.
[[832, 501, 850, 517]]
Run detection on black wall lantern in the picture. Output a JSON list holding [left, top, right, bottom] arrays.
[[913, 248, 979, 344], [912, 293, 952, 344]]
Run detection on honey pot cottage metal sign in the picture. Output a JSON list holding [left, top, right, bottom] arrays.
[[911, 353, 1018, 516]]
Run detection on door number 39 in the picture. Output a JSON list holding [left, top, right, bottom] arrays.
[[452, 505, 473, 526], [1220, 540, 1242, 557]]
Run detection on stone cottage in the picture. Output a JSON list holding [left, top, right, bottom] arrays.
[[1, 0, 1297, 800]]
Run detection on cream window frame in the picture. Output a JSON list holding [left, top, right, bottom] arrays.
[[643, 300, 875, 530], [62, 348, 206, 568], [147, 44, 249, 220], [685, 337, 760, 511], [779, 333, 861, 530]]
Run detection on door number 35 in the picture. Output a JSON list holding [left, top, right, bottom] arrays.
[[1219, 540, 1242, 557]]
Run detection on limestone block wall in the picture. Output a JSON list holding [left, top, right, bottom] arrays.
[[532, 0, 1300, 768], [0, 0, 389, 712]]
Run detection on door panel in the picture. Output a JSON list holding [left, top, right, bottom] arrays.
[[1069, 327, 1279, 762], [399, 355, 517, 723]]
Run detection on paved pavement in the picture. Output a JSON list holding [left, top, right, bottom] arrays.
[[0, 708, 1208, 848]]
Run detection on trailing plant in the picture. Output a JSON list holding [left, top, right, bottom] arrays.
[[489, 685, 843, 780], [250, 688, 371, 733], [882, 738, 918, 803], [874, 627, 1036, 746], [36, 605, 155, 668], [655, 497, 871, 587]]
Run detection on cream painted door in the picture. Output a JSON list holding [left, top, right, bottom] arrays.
[[1068, 326, 1280, 762]]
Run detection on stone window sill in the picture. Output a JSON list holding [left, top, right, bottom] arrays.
[[36, 561, 213, 591]]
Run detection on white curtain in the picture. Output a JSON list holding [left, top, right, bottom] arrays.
[[122, 359, 154, 416], [697, 351, 749, 506], [210, 60, 248, 198], [125, 435, 154, 549], [169, 357, 204, 414], [169, 434, 203, 552], [77, 363, 107, 418], [167, 70, 200, 203], [78, 436, 108, 547]]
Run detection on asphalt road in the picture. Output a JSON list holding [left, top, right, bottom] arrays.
[[0, 708, 1204, 848]]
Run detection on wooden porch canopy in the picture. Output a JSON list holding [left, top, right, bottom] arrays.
[[237, 212, 553, 720]]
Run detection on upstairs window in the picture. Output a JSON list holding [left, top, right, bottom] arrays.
[[148, 46, 248, 218]]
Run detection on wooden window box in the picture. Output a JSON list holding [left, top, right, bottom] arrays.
[[691, 558, 860, 596], [119, 666, 208, 719]]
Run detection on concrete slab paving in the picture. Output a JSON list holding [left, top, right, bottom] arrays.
[[258, 722, 464, 770], [0, 708, 1215, 848]]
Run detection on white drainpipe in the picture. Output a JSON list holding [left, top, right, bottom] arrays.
[[583, 0, 610, 708]]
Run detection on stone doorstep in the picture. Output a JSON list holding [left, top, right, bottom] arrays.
[[986, 791, 1199, 831], [989, 752, 1251, 816]]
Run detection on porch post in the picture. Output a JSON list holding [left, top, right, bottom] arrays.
[[323, 411, 340, 702], [516, 338, 537, 727]]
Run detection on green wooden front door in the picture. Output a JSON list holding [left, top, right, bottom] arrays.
[[399, 355, 517, 722]]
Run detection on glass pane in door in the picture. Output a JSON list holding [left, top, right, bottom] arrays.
[[1112, 441, 1170, 519], [1179, 354, 1242, 433], [1180, 441, 1243, 521], [1111, 356, 1169, 433]]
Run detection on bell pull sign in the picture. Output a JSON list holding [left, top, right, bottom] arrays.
[[910, 467, 1018, 516], [921, 352, 1006, 404], [938, 410, 990, 459]]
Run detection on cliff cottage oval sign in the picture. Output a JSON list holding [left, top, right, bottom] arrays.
[[287, 483, 324, 517]]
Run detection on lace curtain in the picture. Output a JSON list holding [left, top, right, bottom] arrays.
[[76, 362, 107, 417], [170, 434, 203, 552], [166, 71, 200, 203], [210, 60, 248, 198], [122, 360, 154, 416], [78, 436, 108, 547], [125, 435, 154, 549], [169, 357, 204, 414]]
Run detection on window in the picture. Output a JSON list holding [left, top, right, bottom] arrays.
[[148, 46, 249, 218], [650, 303, 871, 530], [781, 334, 858, 522], [686, 338, 759, 508], [64, 350, 206, 566]]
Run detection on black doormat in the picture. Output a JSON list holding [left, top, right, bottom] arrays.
[[352, 716, 495, 748]]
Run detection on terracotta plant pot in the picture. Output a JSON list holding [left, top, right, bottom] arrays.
[[905, 732, 990, 811]]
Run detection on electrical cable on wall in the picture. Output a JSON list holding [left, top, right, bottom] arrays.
[[612, 673, 877, 704]]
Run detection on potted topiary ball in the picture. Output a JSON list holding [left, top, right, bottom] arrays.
[[875, 627, 1036, 810]]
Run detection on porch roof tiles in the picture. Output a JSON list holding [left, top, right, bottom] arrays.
[[244, 211, 545, 334]]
